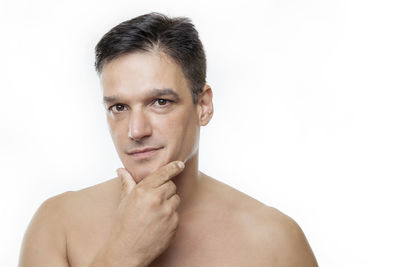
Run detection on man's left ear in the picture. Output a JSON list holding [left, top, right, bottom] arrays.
[[197, 85, 214, 126]]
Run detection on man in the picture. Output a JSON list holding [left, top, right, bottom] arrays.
[[19, 13, 318, 266]]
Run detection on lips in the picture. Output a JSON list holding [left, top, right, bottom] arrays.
[[128, 147, 163, 158]]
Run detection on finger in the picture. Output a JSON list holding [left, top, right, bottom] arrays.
[[149, 161, 185, 188], [157, 180, 177, 200], [117, 168, 136, 199], [166, 194, 181, 210]]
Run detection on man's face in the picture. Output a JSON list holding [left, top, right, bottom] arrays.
[[100, 52, 201, 182]]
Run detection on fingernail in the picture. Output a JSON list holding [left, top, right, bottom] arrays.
[[177, 161, 185, 169]]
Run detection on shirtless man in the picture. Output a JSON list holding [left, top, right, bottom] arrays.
[[19, 13, 318, 267]]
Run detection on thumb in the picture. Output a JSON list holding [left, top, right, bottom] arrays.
[[117, 168, 136, 199]]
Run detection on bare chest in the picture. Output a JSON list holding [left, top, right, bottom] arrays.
[[67, 211, 264, 267], [149, 221, 261, 267]]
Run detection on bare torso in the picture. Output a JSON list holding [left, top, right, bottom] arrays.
[[41, 173, 317, 266]]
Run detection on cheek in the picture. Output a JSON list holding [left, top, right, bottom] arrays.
[[107, 118, 127, 149], [154, 114, 185, 145], [162, 110, 199, 159]]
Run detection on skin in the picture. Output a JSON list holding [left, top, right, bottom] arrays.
[[19, 51, 318, 267]]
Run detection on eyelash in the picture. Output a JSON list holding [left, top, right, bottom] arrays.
[[108, 99, 173, 113], [108, 103, 127, 113], [152, 98, 173, 106]]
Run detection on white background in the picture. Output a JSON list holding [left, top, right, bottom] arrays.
[[1, 0, 399, 266]]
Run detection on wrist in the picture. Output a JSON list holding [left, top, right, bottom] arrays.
[[103, 243, 145, 267], [90, 246, 142, 267]]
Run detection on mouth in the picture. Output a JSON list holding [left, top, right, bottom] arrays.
[[128, 147, 163, 159]]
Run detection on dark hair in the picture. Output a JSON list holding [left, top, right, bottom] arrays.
[[95, 12, 206, 103]]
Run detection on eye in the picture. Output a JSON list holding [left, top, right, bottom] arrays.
[[108, 103, 127, 113], [153, 98, 172, 107]]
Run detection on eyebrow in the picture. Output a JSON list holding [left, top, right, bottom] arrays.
[[103, 88, 181, 104]]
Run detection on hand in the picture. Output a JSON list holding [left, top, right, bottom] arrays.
[[91, 161, 185, 267]]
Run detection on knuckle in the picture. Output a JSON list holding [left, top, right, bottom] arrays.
[[172, 162, 180, 173], [160, 166, 169, 177], [158, 169, 169, 182], [149, 194, 163, 207], [164, 205, 174, 217], [134, 186, 145, 196], [167, 163, 179, 175], [172, 212, 179, 226], [174, 194, 181, 204], [168, 181, 177, 192], [157, 168, 167, 177]]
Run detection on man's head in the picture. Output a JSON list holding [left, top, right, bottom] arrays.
[[95, 13, 213, 182], [95, 12, 206, 104]]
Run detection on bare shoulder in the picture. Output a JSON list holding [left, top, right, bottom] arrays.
[[19, 191, 72, 266], [204, 176, 318, 267], [39, 177, 121, 219], [64, 177, 121, 212], [19, 178, 120, 266], [52, 178, 122, 233], [252, 206, 318, 267]]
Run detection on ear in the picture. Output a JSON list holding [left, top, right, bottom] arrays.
[[197, 85, 214, 126]]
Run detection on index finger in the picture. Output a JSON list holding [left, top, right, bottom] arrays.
[[146, 161, 185, 188]]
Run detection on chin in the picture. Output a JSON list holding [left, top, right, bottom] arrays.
[[130, 169, 152, 183], [120, 153, 172, 182]]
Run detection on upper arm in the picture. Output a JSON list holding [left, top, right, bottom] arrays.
[[19, 194, 70, 267], [260, 209, 318, 267], [275, 217, 318, 267]]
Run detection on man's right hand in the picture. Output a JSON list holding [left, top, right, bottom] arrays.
[[90, 161, 185, 267]]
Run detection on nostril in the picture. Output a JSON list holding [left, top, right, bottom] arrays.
[[128, 124, 152, 141]]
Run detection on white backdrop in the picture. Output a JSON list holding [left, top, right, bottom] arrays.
[[1, 0, 399, 266]]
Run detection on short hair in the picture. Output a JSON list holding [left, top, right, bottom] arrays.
[[95, 12, 206, 103]]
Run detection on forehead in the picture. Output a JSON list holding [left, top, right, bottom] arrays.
[[100, 51, 190, 99]]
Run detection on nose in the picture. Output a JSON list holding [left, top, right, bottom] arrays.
[[128, 108, 152, 141]]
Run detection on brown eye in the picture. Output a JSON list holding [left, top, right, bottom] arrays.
[[115, 104, 125, 111], [154, 99, 171, 106], [109, 104, 126, 113], [156, 99, 167, 106]]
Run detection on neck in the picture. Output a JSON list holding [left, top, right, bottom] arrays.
[[173, 151, 203, 213]]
